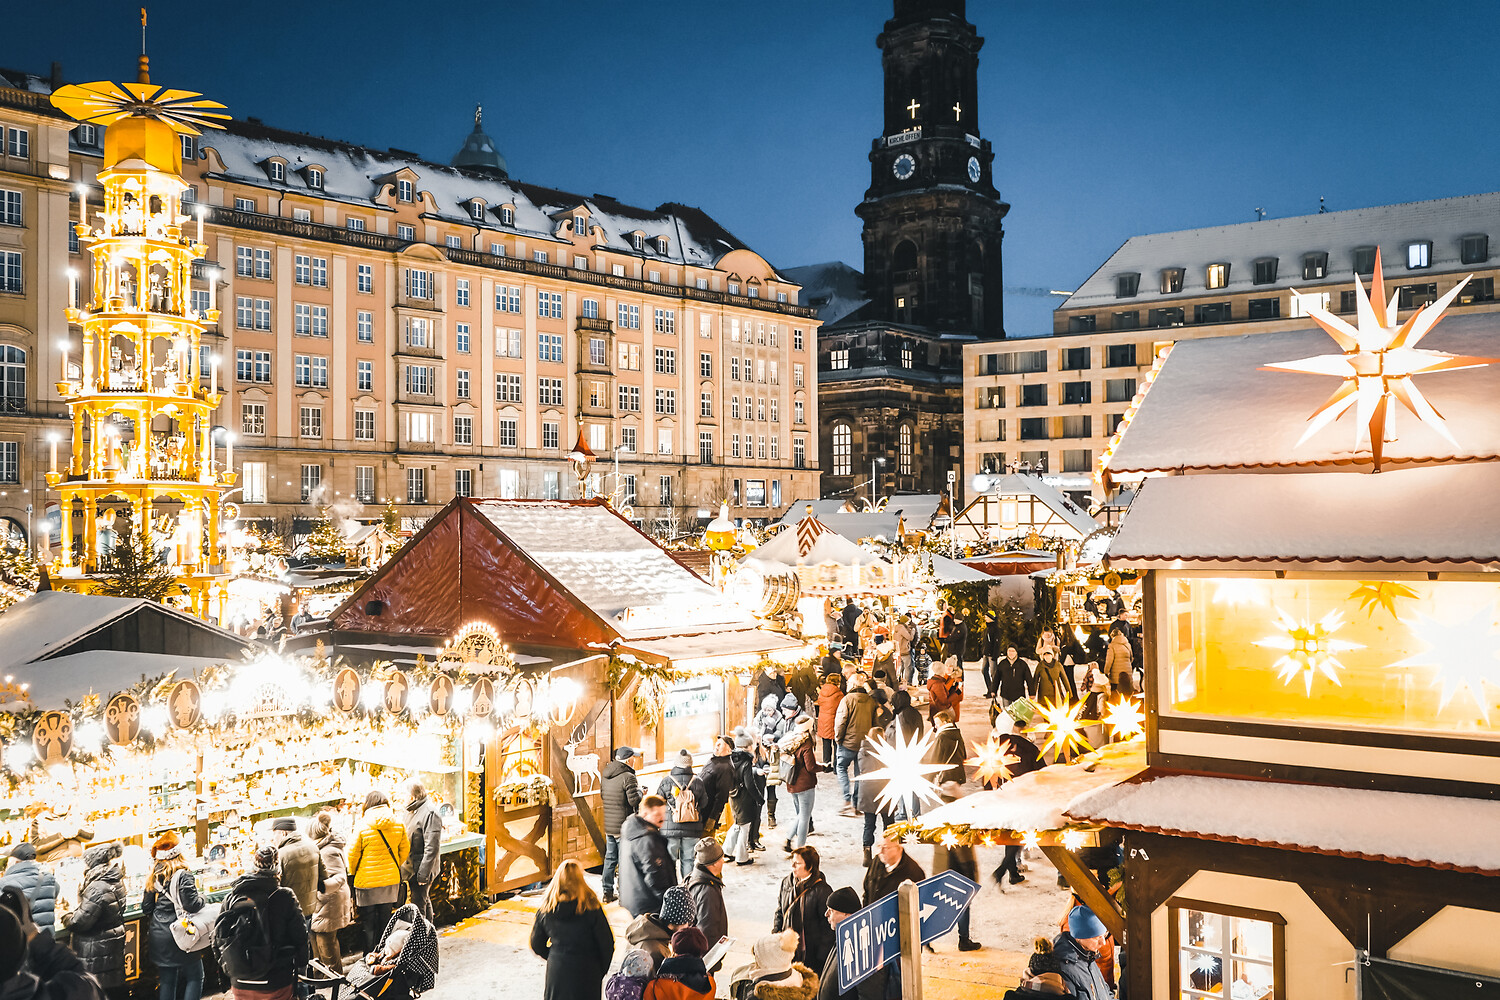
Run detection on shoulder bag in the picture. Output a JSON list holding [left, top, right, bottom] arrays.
[[166, 870, 220, 953]]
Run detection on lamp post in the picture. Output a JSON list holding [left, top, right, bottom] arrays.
[[567, 426, 596, 498], [870, 456, 886, 508]]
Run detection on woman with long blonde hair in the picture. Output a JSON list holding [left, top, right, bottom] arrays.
[[141, 831, 207, 1000], [530, 859, 613, 999]]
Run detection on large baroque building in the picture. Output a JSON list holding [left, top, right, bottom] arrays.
[[0, 67, 819, 545], [793, 0, 1007, 502], [963, 192, 1500, 498]]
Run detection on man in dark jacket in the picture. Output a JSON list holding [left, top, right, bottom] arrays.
[[927, 710, 969, 786], [1054, 907, 1115, 1000], [724, 734, 763, 864], [399, 780, 442, 920], [600, 746, 642, 903], [0, 901, 105, 1000], [819, 886, 884, 1000], [994, 646, 1035, 722], [685, 838, 728, 963], [0, 844, 58, 933], [992, 719, 1045, 886], [980, 615, 1004, 698], [217, 846, 308, 997], [272, 817, 327, 920], [863, 834, 925, 908], [62, 843, 125, 988], [833, 679, 876, 815], [619, 796, 677, 917], [840, 599, 862, 655], [754, 664, 788, 710], [694, 737, 738, 836]]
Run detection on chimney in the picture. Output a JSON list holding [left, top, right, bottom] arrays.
[[49, 62, 63, 90]]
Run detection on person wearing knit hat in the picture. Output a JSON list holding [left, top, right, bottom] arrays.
[[654, 926, 715, 999], [142, 829, 209, 999], [253, 845, 280, 872], [686, 838, 727, 961], [65, 842, 128, 987], [658, 884, 696, 929], [1053, 906, 1113, 1000], [222, 839, 308, 999], [819, 888, 884, 998], [0, 841, 57, 934], [728, 929, 818, 999], [604, 947, 654, 1000]]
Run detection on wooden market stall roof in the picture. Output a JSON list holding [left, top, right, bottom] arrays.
[[331, 498, 770, 648], [953, 475, 1101, 543]]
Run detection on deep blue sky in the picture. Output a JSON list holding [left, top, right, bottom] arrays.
[[7, 1, 1497, 335]]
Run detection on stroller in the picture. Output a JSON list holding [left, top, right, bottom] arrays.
[[304, 904, 439, 1000]]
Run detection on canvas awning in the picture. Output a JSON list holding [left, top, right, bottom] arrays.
[[743, 507, 912, 596], [615, 629, 806, 671]]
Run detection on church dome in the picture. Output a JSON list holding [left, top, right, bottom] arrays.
[[451, 105, 507, 178]]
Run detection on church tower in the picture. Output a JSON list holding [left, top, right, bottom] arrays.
[[857, 0, 1008, 338]]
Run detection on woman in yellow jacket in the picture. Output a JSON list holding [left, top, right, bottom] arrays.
[[347, 790, 409, 953]]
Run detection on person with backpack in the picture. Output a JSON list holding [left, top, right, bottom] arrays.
[[61, 842, 126, 989], [141, 832, 208, 1000], [347, 790, 410, 954], [619, 796, 677, 918], [656, 751, 703, 880], [214, 846, 309, 1000], [0, 897, 104, 1000], [0, 843, 57, 934], [723, 734, 763, 866]]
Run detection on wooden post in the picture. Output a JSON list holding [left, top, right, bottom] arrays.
[[898, 879, 923, 1000], [1041, 844, 1126, 940], [194, 751, 207, 858]]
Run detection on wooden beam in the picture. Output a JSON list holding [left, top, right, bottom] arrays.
[[546, 733, 607, 855], [1042, 845, 1126, 940]]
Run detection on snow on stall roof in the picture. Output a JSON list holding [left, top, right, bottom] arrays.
[[917, 740, 1146, 834], [617, 629, 804, 667], [1104, 313, 1500, 475], [15, 651, 233, 710], [746, 521, 893, 572], [1106, 464, 1500, 570], [470, 501, 754, 639], [0, 591, 172, 669], [1067, 773, 1500, 875], [1059, 192, 1500, 311], [971, 474, 1101, 538]]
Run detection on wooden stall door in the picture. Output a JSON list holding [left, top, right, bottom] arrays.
[[484, 727, 551, 894]]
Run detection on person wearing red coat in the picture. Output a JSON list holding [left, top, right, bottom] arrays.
[[814, 673, 844, 767], [926, 661, 963, 723]]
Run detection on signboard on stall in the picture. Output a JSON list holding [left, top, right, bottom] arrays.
[[383, 671, 410, 714], [169, 680, 202, 729], [332, 668, 361, 713], [104, 693, 141, 744], [429, 675, 455, 717]]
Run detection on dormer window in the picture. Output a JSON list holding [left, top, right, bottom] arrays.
[[1353, 246, 1377, 274], [307, 168, 323, 190], [655, 236, 669, 255], [1406, 241, 1432, 269], [632, 233, 645, 252], [1115, 273, 1139, 298], [470, 200, 485, 221], [75, 124, 96, 147], [1205, 263, 1229, 290], [500, 205, 515, 226], [1160, 268, 1184, 294], [1461, 234, 1489, 265], [1302, 252, 1328, 279], [268, 161, 285, 183], [180, 135, 198, 161], [1252, 258, 1278, 285], [397, 179, 414, 203], [573, 215, 587, 236]]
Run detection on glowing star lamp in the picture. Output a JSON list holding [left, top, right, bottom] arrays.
[[1349, 581, 1419, 620], [1102, 697, 1146, 739], [1027, 699, 1094, 760], [1211, 578, 1268, 608], [1254, 607, 1363, 695], [1392, 604, 1500, 724], [1060, 828, 1087, 852], [965, 734, 1022, 786], [854, 729, 946, 816], [1263, 248, 1499, 471]]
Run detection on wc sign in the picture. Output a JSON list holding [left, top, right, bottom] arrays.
[[836, 872, 979, 991]]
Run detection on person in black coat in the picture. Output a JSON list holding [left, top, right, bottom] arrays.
[[530, 860, 614, 1000], [600, 747, 643, 903], [993, 646, 1035, 723], [62, 843, 126, 988], [657, 752, 703, 879], [819, 887, 884, 1000], [218, 847, 308, 997], [754, 665, 788, 711], [980, 616, 1004, 698], [885, 690, 923, 743], [692, 739, 738, 835], [723, 736, 764, 864], [619, 797, 677, 917], [772, 847, 834, 973], [0, 902, 105, 1000], [863, 836, 925, 908]]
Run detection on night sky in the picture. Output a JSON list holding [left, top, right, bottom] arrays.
[[6, 1, 1498, 336]]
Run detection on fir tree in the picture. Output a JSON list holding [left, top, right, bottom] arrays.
[[97, 532, 180, 602], [305, 511, 349, 564]]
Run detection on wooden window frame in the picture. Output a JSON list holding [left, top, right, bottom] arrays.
[[1167, 896, 1286, 1000]]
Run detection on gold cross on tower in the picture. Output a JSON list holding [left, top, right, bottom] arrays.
[[953, 102, 962, 120], [907, 98, 920, 119]]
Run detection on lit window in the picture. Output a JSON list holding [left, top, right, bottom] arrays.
[[299, 406, 322, 438], [832, 423, 851, 476], [470, 201, 485, 221], [300, 464, 321, 501], [240, 403, 265, 437], [1205, 263, 1229, 289], [242, 462, 268, 503], [898, 424, 913, 475], [1407, 241, 1431, 269], [1160, 268, 1184, 294], [830, 349, 849, 370], [1171, 902, 1282, 1000]]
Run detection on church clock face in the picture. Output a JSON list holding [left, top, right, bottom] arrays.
[[967, 156, 981, 183], [892, 153, 916, 181]]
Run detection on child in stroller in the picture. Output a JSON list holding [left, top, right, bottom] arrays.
[[305, 904, 438, 1000]]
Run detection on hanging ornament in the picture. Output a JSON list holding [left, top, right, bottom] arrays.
[[1348, 581, 1418, 620], [1102, 697, 1145, 739], [855, 729, 946, 816], [1254, 607, 1362, 695], [964, 735, 1022, 786], [1392, 605, 1500, 723], [1027, 699, 1094, 759]]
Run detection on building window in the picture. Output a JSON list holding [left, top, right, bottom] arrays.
[[583, 337, 605, 367], [453, 468, 473, 498], [454, 415, 473, 445], [293, 354, 328, 388], [1105, 344, 1136, 367], [271, 159, 288, 182], [535, 292, 562, 319], [794, 400, 805, 424], [300, 464, 322, 501], [0, 189, 21, 227], [1105, 378, 1136, 403], [356, 310, 373, 343], [404, 268, 432, 300], [730, 396, 740, 419], [455, 323, 471, 355], [1159, 268, 1184, 294], [699, 431, 713, 464], [1461, 234, 1490, 265], [355, 466, 375, 501], [1397, 283, 1438, 309], [240, 402, 265, 436], [699, 352, 713, 378], [1061, 347, 1091, 371], [701, 391, 713, 417], [1020, 384, 1047, 407], [299, 406, 323, 438], [1252, 258, 1278, 285], [1114, 273, 1139, 298], [306, 168, 323, 189], [499, 206, 514, 226], [1302, 252, 1328, 279], [617, 303, 641, 329], [1458, 276, 1496, 304], [831, 423, 852, 476], [406, 467, 426, 503], [241, 462, 268, 503], [294, 303, 311, 335], [496, 373, 522, 402], [1149, 306, 1185, 328], [456, 368, 470, 399], [1205, 263, 1229, 289], [655, 389, 677, 415], [793, 437, 806, 469], [541, 421, 559, 449], [1169, 902, 1283, 1000], [1292, 290, 1330, 317], [1067, 315, 1096, 333], [403, 317, 429, 349], [354, 410, 375, 440], [235, 349, 272, 383], [900, 345, 913, 367], [1019, 418, 1048, 441], [897, 424, 913, 475], [730, 433, 740, 458], [234, 197, 256, 213], [1406, 241, 1432, 269], [654, 308, 676, 334], [538, 378, 564, 406], [830, 348, 849, 370], [730, 358, 740, 382], [311, 305, 328, 337], [356, 263, 373, 294], [618, 385, 640, 411], [533, 250, 549, 264], [620, 426, 636, 453], [497, 418, 517, 448], [346, 217, 365, 230], [405, 364, 433, 395], [396, 178, 414, 202], [496, 285, 521, 313], [1247, 297, 1281, 320], [1062, 381, 1091, 405], [1062, 448, 1092, 473], [580, 298, 600, 320], [1353, 246, 1377, 275], [1194, 302, 1232, 324], [793, 363, 805, 388], [538, 333, 563, 363], [454, 278, 470, 308], [654, 347, 676, 375]]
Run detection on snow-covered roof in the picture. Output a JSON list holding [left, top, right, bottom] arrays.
[[960, 475, 1100, 540], [1059, 191, 1500, 312], [927, 554, 993, 585], [201, 119, 771, 272], [616, 629, 805, 668], [0, 591, 249, 669], [470, 501, 754, 640], [1104, 313, 1500, 477], [747, 519, 891, 571], [16, 651, 234, 710], [917, 740, 1146, 834], [1107, 464, 1500, 572], [1067, 773, 1500, 876], [772, 496, 947, 534], [783, 261, 869, 326]]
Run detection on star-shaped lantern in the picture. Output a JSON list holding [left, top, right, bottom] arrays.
[[1102, 697, 1146, 739], [1263, 249, 1498, 470], [855, 728, 947, 816], [1348, 581, 1419, 620], [1254, 607, 1363, 695], [1392, 605, 1500, 724], [1027, 699, 1094, 760], [965, 735, 1022, 786]]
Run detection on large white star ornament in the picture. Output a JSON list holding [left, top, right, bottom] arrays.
[[1254, 607, 1363, 695], [1392, 605, 1500, 724], [1262, 249, 1499, 470], [854, 729, 946, 816]]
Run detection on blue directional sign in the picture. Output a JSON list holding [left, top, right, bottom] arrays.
[[836, 872, 981, 991]]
